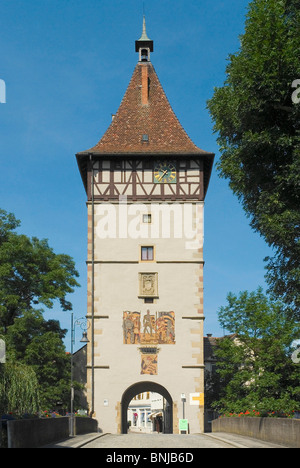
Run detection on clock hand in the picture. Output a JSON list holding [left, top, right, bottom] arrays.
[[158, 170, 168, 182]]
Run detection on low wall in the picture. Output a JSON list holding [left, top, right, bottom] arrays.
[[7, 417, 69, 449], [212, 417, 300, 448], [75, 417, 98, 435], [6, 417, 98, 448]]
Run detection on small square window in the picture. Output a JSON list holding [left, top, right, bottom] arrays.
[[141, 246, 154, 261], [143, 214, 152, 224], [144, 298, 154, 304], [144, 161, 152, 169]]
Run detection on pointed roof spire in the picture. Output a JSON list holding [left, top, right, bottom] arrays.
[[135, 15, 154, 57], [78, 63, 213, 158], [138, 15, 151, 42]]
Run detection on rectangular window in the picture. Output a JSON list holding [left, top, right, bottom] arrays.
[[144, 298, 154, 304], [144, 161, 152, 170], [141, 246, 154, 261], [143, 214, 152, 224], [114, 161, 122, 170]]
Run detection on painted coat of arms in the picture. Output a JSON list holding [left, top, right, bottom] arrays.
[[141, 354, 158, 375]]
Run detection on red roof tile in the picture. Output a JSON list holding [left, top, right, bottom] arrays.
[[78, 62, 212, 156]]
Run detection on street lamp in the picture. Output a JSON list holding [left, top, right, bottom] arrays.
[[70, 313, 90, 437], [80, 331, 89, 344]]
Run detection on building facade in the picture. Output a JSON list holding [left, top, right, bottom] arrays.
[[127, 392, 164, 433], [76, 18, 214, 434]]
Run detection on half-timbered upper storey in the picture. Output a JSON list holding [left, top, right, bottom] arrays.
[[76, 17, 214, 202]]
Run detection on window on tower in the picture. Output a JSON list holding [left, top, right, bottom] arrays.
[[141, 246, 154, 261], [144, 298, 154, 304], [142, 214, 152, 224]]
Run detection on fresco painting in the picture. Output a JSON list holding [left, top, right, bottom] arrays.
[[123, 310, 175, 345]]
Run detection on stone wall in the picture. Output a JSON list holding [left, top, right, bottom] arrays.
[[212, 417, 300, 448], [6, 417, 98, 448], [7, 417, 69, 448], [75, 416, 98, 435]]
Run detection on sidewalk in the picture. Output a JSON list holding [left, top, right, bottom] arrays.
[[204, 432, 288, 449], [43, 433, 107, 449]]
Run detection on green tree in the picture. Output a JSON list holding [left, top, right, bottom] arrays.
[[207, 0, 300, 317], [0, 209, 80, 411], [23, 330, 71, 409], [0, 362, 40, 416], [212, 288, 300, 415], [5, 310, 72, 409], [0, 209, 80, 332], [5, 309, 66, 361]]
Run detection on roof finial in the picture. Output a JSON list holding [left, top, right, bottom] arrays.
[[139, 14, 151, 42], [135, 12, 154, 60]]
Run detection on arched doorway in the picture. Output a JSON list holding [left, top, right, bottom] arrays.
[[121, 382, 173, 434]]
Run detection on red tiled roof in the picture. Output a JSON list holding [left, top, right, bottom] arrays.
[[78, 62, 212, 156]]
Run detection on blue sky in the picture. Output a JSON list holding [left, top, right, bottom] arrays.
[[0, 0, 273, 351]]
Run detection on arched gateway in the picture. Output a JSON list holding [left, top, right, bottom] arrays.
[[121, 382, 173, 434], [76, 17, 214, 434]]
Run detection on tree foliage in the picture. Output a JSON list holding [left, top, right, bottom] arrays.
[[5, 310, 72, 409], [0, 362, 40, 416], [211, 288, 300, 415], [0, 209, 80, 332], [207, 0, 300, 316], [0, 209, 80, 412]]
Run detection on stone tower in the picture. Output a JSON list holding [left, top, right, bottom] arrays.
[[76, 17, 214, 434]]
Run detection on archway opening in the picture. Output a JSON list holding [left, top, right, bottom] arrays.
[[121, 382, 173, 434]]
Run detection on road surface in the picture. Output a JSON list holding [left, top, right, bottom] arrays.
[[80, 432, 286, 449]]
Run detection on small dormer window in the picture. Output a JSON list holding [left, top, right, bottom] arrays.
[[142, 134, 149, 143]]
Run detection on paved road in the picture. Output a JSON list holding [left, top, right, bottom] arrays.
[[80, 432, 285, 449], [82, 433, 230, 449]]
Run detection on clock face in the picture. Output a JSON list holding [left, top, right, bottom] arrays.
[[154, 161, 177, 184]]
